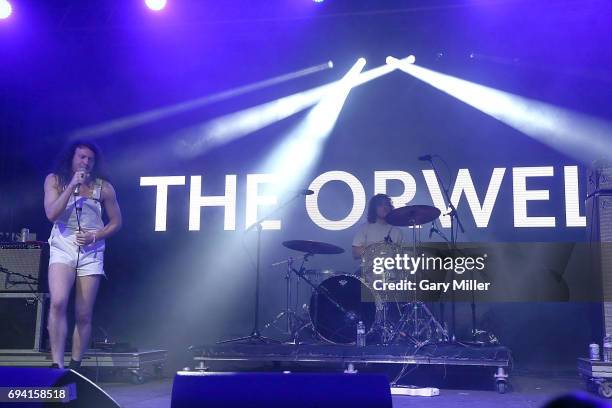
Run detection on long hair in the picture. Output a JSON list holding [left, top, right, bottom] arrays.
[[367, 193, 392, 223], [52, 140, 109, 189]]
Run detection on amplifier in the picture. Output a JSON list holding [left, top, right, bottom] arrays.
[[586, 193, 612, 336], [0, 241, 49, 293], [587, 162, 612, 197], [0, 292, 48, 352]]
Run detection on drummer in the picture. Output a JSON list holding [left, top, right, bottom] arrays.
[[352, 194, 403, 259]]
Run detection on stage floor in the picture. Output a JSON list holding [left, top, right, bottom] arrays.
[[100, 370, 595, 408]]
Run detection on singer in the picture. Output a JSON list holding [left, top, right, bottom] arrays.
[[352, 194, 403, 259], [43, 141, 122, 370]]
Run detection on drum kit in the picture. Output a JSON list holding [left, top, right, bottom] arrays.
[[264, 204, 450, 347]]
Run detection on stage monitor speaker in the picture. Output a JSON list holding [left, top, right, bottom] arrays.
[[586, 193, 612, 336], [0, 367, 120, 407], [0, 242, 49, 293], [171, 371, 392, 408]]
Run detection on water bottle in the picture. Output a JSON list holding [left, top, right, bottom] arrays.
[[604, 335, 612, 362], [356, 321, 366, 347], [590, 343, 600, 360]]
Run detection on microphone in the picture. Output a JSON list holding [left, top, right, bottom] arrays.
[[429, 222, 435, 238], [73, 168, 87, 195], [300, 189, 314, 196], [418, 154, 432, 161]]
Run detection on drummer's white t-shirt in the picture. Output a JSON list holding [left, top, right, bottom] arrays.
[[352, 221, 403, 247]]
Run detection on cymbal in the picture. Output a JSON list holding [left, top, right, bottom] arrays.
[[386, 205, 441, 227], [282, 240, 345, 255]]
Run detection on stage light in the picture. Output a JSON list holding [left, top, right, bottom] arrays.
[[246, 58, 367, 229], [388, 57, 612, 164], [386, 55, 415, 65], [71, 62, 333, 140], [171, 58, 393, 161], [145, 0, 167, 11], [112, 59, 398, 176], [328, 60, 334, 68], [0, 0, 12, 19], [174, 82, 335, 159]]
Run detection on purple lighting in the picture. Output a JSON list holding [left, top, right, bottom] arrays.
[[145, 0, 167, 12], [0, 0, 12, 20]]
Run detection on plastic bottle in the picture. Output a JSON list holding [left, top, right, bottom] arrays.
[[356, 321, 366, 347], [590, 343, 600, 360]]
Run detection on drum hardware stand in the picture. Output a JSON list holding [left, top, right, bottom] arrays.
[[431, 219, 481, 341], [391, 301, 448, 346], [218, 192, 306, 345], [366, 204, 449, 346], [264, 255, 313, 344], [429, 221, 451, 338], [361, 243, 404, 345], [381, 251, 400, 345], [422, 154, 474, 342], [265, 240, 348, 344], [372, 261, 401, 346], [387, 214, 448, 346], [407, 219, 445, 344], [378, 305, 394, 345], [378, 302, 403, 345]]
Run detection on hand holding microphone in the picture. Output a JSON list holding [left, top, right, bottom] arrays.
[[70, 168, 88, 195], [71, 168, 89, 253]]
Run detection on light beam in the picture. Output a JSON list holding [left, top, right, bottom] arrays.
[[387, 56, 612, 163]]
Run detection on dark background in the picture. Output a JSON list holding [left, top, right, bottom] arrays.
[[1, 0, 611, 370]]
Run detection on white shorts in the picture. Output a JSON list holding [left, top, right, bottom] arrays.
[[48, 228, 105, 277]]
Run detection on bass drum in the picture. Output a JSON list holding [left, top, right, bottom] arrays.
[[309, 274, 381, 345]]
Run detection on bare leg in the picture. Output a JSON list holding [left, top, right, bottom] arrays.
[[71, 275, 101, 362], [47, 263, 76, 368]]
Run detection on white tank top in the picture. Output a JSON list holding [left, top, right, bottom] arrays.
[[52, 178, 105, 238]]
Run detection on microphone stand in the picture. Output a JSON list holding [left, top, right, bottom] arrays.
[[425, 156, 471, 342], [73, 183, 84, 269], [218, 191, 304, 345], [73, 170, 88, 267]]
